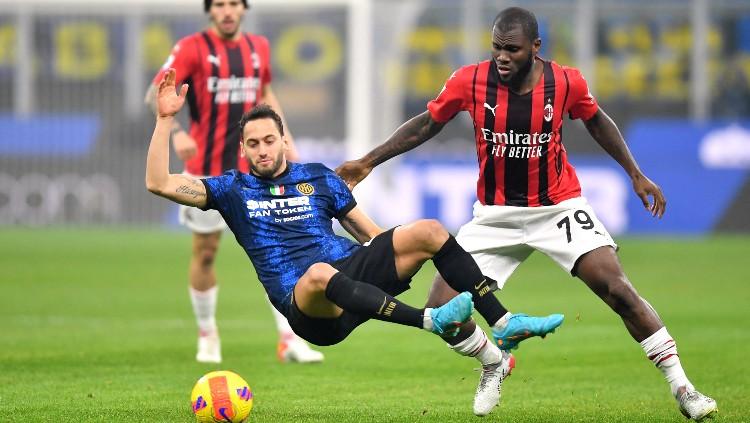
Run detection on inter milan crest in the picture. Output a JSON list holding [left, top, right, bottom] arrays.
[[296, 183, 315, 196], [544, 98, 554, 122], [269, 185, 285, 196]]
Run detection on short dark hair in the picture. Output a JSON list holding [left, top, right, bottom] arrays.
[[239, 104, 285, 137], [493, 7, 539, 41], [204, 0, 248, 13]]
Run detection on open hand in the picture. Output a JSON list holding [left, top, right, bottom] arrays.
[[157, 68, 188, 118]]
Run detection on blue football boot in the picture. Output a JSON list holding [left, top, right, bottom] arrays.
[[492, 313, 564, 350], [430, 292, 474, 336]]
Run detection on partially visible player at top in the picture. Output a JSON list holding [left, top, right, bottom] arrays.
[[146, 69, 561, 412], [145, 0, 323, 364], [337, 7, 717, 420]]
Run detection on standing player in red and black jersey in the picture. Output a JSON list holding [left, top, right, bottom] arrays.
[[145, 0, 324, 365], [337, 7, 717, 420]]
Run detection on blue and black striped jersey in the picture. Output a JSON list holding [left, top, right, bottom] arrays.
[[201, 162, 360, 315]]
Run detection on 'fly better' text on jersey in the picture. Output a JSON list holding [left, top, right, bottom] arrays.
[[428, 57, 598, 207]]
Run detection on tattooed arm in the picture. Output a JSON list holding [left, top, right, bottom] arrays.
[[339, 206, 384, 244], [145, 68, 207, 208]]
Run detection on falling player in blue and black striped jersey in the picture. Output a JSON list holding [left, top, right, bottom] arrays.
[[147, 69, 562, 412]]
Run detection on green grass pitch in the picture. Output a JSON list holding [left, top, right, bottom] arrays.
[[0, 229, 748, 422]]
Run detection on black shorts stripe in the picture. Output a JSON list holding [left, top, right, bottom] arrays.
[[221, 46, 245, 172], [504, 90, 531, 206], [539, 61, 555, 206], [482, 64, 499, 205], [201, 32, 219, 176]]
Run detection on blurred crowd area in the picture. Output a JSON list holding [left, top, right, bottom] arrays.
[[0, 0, 748, 232]]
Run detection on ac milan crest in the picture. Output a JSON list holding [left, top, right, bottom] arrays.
[[544, 99, 554, 122]]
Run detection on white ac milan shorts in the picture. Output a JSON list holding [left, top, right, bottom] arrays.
[[178, 204, 226, 234], [177, 173, 227, 234], [455, 196, 617, 289]]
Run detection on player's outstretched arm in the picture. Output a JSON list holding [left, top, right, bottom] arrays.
[[339, 206, 384, 245], [336, 111, 446, 189], [145, 81, 197, 161], [145, 68, 207, 208], [583, 107, 666, 218]]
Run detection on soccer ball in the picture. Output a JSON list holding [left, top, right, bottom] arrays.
[[191, 370, 253, 422]]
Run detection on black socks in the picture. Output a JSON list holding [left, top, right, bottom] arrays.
[[324, 272, 424, 329], [432, 235, 508, 325]]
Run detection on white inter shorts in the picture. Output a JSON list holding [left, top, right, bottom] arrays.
[[177, 173, 227, 234], [455, 196, 617, 289]]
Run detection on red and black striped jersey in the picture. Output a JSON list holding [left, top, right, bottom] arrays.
[[153, 29, 273, 176], [427, 57, 598, 207]]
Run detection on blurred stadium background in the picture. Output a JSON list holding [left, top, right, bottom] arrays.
[[0, 0, 748, 234], [1, 1, 749, 421]]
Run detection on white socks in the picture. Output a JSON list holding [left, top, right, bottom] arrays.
[[449, 325, 502, 366], [266, 296, 297, 340], [640, 327, 694, 397], [189, 285, 218, 336], [492, 312, 512, 331], [422, 308, 434, 333]]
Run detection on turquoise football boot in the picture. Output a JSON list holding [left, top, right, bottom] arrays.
[[430, 292, 474, 336], [492, 313, 564, 350]]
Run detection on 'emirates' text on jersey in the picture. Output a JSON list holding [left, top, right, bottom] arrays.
[[200, 163, 360, 316], [154, 30, 273, 176], [427, 57, 598, 207]]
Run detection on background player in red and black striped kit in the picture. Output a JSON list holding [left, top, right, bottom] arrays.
[[145, 0, 323, 365], [338, 7, 717, 421]]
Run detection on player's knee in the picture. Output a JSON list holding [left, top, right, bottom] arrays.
[[304, 262, 337, 292], [415, 219, 449, 251], [195, 247, 218, 268]]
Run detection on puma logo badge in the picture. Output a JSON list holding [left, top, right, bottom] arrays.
[[484, 103, 498, 116], [474, 279, 491, 297], [207, 54, 220, 66]]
